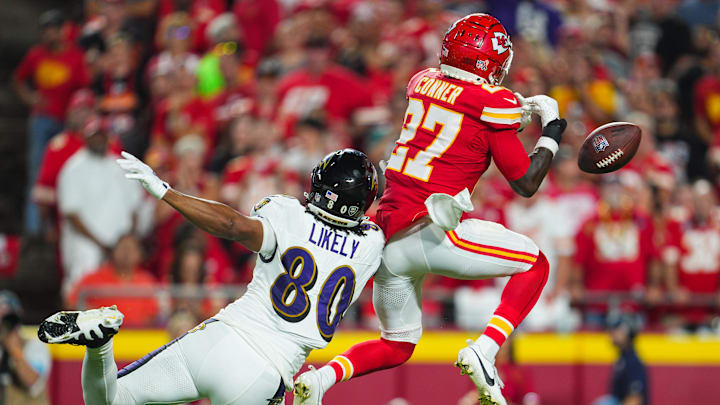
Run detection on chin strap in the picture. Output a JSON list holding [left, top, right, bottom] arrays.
[[305, 200, 363, 228], [440, 64, 487, 84]]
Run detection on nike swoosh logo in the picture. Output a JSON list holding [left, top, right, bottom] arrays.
[[503, 97, 517, 104], [470, 347, 495, 386]]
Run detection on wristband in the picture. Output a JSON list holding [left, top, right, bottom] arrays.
[[541, 118, 567, 143], [535, 136, 559, 156]]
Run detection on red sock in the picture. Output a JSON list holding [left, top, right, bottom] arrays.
[[327, 338, 415, 382], [483, 251, 549, 347]]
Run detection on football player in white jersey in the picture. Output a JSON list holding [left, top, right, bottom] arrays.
[[37, 149, 384, 405]]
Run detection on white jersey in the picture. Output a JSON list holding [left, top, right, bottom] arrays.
[[214, 195, 384, 388]]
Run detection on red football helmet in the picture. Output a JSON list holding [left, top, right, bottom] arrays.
[[440, 13, 513, 86]]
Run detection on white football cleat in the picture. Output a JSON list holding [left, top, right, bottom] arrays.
[[293, 366, 325, 405], [455, 340, 506, 405], [38, 306, 124, 348]]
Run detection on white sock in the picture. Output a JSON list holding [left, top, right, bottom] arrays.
[[475, 335, 500, 363], [82, 340, 118, 405], [316, 365, 338, 392]]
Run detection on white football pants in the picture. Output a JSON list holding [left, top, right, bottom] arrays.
[[82, 319, 285, 405], [373, 218, 539, 344]]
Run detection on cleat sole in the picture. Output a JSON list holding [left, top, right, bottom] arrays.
[[294, 382, 310, 399]]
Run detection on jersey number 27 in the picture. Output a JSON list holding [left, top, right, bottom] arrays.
[[386, 98, 464, 182], [270, 247, 355, 342]]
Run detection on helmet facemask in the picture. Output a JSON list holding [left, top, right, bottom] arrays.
[[489, 48, 513, 86]]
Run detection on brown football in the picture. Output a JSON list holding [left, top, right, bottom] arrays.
[[577, 122, 641, 174]]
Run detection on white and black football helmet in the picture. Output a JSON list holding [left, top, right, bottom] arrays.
[[305, 149, 378, 229]]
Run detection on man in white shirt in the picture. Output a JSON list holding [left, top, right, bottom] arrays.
[[56, 117, 142, 298]]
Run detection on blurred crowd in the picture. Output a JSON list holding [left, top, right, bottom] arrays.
[[5, 0, 720, 341]]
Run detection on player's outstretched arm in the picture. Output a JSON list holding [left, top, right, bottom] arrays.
[[505, 94, 567, 198], [162, 189, 263, 251], [117, 152, 263, 251], [509, 118, 567, 198]]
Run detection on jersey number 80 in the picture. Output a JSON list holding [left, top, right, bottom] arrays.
[[270, 247, 356, 342]]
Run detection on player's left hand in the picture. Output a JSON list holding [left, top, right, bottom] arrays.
[[116, 151, 170, 200]]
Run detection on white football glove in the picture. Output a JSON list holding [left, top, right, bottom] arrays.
[[515, 93, 559, 128], [116, 151, 170, 200], [514, 92, 534, 131]]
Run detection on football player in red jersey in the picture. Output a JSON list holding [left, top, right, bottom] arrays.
[[294, 14, 567, 405]]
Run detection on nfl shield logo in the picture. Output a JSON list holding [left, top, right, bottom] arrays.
[[348, 206, 359, 216], [592, 135, 609, 153]]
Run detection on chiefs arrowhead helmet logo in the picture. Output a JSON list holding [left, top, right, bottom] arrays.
[[491, 32, 511, 55]]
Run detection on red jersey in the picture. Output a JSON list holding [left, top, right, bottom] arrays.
[[13, 44, 89, 120], [574, 213, 655, 291], [663, 219, 720, 294], [377, 68, 529, 239]]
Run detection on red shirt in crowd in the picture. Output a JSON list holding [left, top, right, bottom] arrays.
[[694, 74, 720, 143], [233, 0, 280, 56], [275, 65, 373, 136], [151, 97, 217, 150], [14, 44, 89, 120], [663, 219, 720, 294], [68, 265, 158, 327], [574, 212, 655, 291], [210, 85, 255, 129]]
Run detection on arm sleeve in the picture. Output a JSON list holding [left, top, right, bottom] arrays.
[[250, 197, 279, 259], [253, 216, 277, 259], [35, 151, 54, 188], [487, 128, 530, 182]]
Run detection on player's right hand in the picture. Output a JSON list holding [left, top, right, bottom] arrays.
[[116, 151, 170, 200], [514, 92, 534, 131], [514, 93, 559, 128]]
